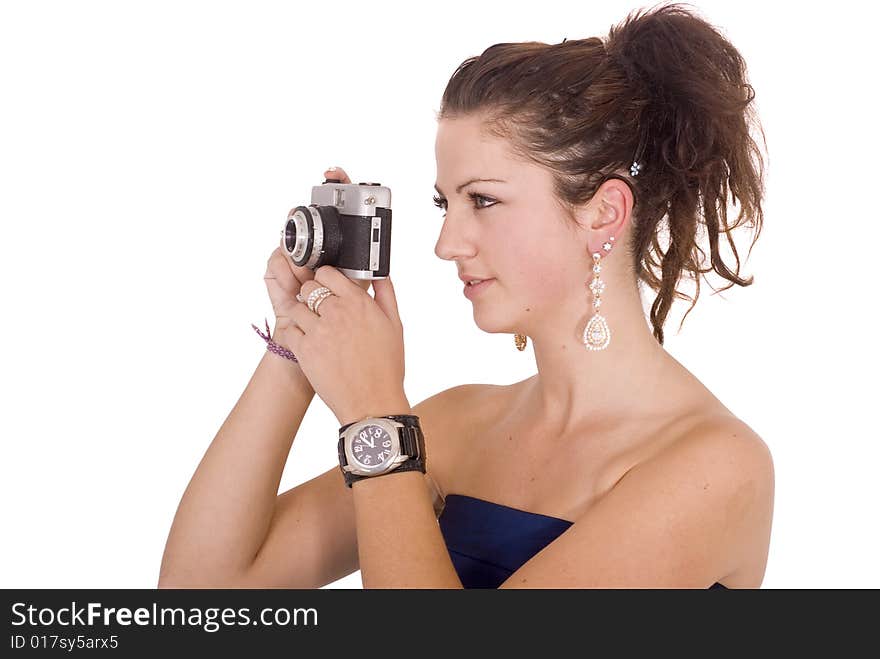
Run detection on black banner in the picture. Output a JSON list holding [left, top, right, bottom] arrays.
[[2, 589, 873, 653]]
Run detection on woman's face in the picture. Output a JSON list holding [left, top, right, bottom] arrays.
[[433, 115, 591, 337]]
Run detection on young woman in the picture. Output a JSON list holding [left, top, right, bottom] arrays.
[[159, 3, 774, 589]]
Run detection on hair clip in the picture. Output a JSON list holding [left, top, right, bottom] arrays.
[[630, 161, 643, 177]]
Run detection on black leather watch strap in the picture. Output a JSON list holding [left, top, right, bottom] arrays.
[[339, 413, 420, 435], [398, 423, 425, 461], [343, 456, 426, 488]]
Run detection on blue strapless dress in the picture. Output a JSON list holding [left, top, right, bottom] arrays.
[[438, 493, 728, 589]]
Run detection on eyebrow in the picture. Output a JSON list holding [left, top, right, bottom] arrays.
[[433, 178, 507, 195]]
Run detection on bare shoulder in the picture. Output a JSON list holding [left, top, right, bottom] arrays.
[[674, 413, 775, 485], [409, 382, 504, 509], [497, 411, 775, 588], [640, 413, 775, 585], [410, 381, 502, 451], [410, 382, 498, 414]]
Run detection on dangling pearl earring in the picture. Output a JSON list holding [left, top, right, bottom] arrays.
[[582, 236, 614, 351]]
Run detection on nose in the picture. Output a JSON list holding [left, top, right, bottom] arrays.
[[434, 212, 476, 262]]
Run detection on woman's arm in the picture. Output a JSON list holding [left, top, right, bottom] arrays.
[[352, 468, 463, 588], [158, 351, 315, 586]]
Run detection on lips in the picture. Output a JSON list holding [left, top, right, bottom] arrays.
[[463, 278, 495, 298]]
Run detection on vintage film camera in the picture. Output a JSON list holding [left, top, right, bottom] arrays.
[[281, 177, 392, 280]]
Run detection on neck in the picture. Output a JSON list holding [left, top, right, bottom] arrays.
[[520, 275, 672, 434]]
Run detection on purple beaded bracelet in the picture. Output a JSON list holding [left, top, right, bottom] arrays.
[[251, 318, 298, 363]]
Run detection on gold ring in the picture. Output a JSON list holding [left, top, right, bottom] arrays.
[[312, 291, 333, 316], [307, 287, 334, 315]]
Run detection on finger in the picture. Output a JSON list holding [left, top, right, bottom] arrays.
[[371, 275, 402, 328], [324, 166, 352, 184], [313, 264, 368, 299], [272, 239, 314, 286], [289, 298, 321, 334], [264, 277, 299, 320], [275, 321, 305, 357], [266, 248, 299, 293], [265, 268, 297, 298], [299, 280, 343, 316]]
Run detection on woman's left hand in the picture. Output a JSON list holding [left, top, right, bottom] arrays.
[[285, 265, 410, 426]]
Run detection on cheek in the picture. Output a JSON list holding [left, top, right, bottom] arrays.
[[491, 261, 571, 317], [497, 218, 583, 299]]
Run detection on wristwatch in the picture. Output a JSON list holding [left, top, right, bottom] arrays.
[[337, 414, 426, 488]]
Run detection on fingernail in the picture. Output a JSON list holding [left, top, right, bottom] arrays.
[[327, 166, 337, 172]]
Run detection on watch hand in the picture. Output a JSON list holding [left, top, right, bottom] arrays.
[[364, 438, 375, 448]]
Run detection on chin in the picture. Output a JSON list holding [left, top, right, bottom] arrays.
[[470, 307, 517, 335]]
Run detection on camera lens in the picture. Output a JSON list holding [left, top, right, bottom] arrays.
[[282, 205, 341, 270], [284, 216, 305, 257]]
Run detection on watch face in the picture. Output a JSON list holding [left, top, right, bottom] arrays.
[[350, 424, 395, 468]]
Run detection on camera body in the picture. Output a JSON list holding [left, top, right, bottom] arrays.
[[281, 179, 392, 280]]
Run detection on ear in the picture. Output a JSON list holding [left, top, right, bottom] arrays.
[[585, 178, 632, 255]]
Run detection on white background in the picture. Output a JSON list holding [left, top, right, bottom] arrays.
[[1, 0, 877, 589]]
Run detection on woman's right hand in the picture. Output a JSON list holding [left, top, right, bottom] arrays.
[[263, 166, 370, 353]]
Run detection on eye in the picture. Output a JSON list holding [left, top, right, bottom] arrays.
[[432, 193, 497, 213]]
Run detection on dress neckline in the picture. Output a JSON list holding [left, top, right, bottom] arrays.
[[443, 493, 576, 525], [441, 493, 729, 590]]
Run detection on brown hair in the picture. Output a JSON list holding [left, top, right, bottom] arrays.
[[436, 2, 766, 345]]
